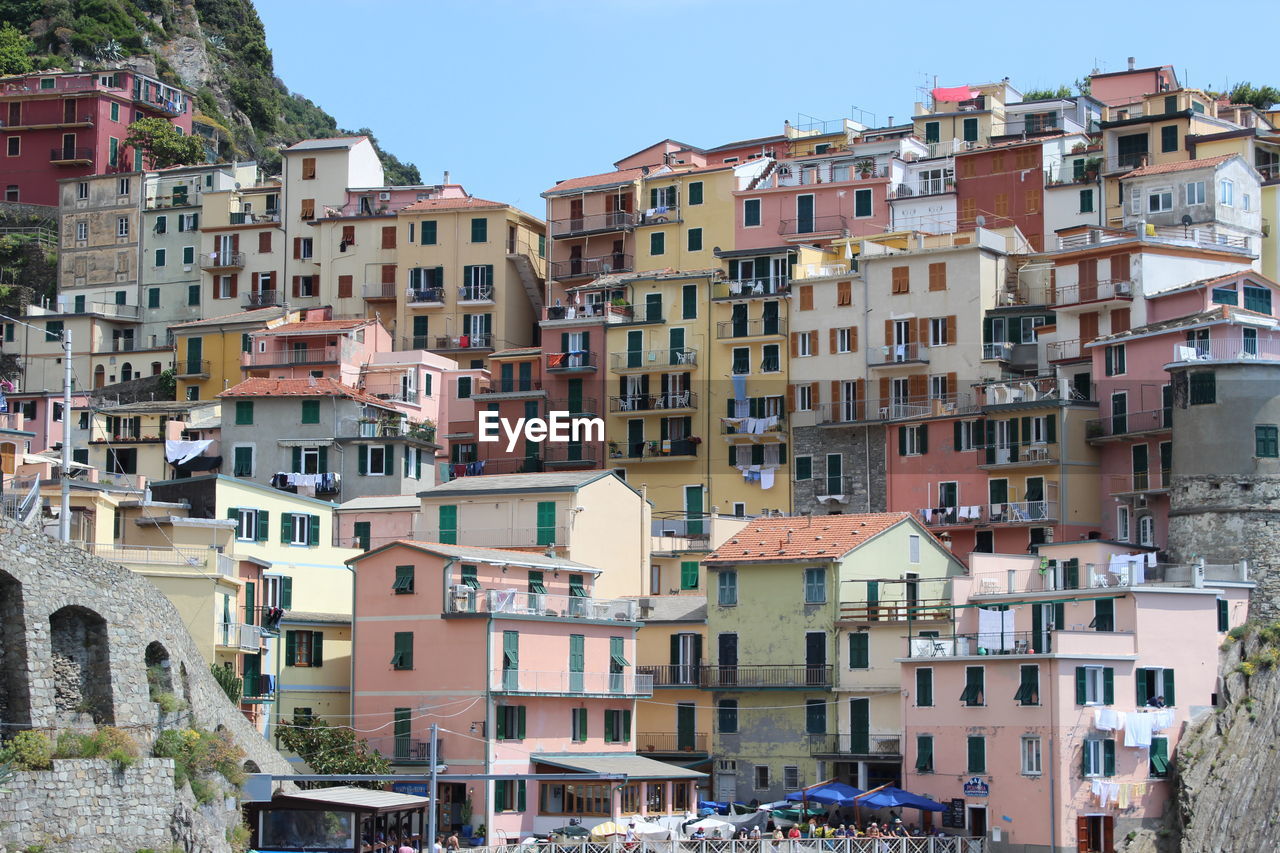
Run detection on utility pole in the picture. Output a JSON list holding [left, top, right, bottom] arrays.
[[59, 328, 72, 542], [427, 723, 440, 851]]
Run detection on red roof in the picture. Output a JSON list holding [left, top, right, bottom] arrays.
[[1123, 154, 1235, 178], [704, 513, 915, 563], [218, 377, 389, 407], [258, 319, 372, 334], [401, 197, 509, 212], [544, 167, 647, 195]]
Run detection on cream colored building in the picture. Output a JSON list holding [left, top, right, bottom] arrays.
[[197, 180, 286, 320]]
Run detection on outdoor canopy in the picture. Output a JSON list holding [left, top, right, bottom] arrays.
[[784, 782, 865, 806], [857, 786, 946, 812]]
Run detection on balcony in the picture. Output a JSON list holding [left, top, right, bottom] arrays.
[[547, 397, 600, 417], [890, 177, 956, 199], [199, 252, 245, 271], [871, 394, 977, 422], [89, 301, 140, 319], [89, 428, 168, 444], [1057, 225, 1251, 254], [241, 673, 276, 702], [490, 669, 653, 697], [215, 622, 261, 652], [638, 732, 708, 755], [713, 277, 790, 300], [458, 284, 496, 304], [229, 210, 280, 224], [545, 351, 598, 373], [111, 338, 139, 353], [363, 282, 397, 301], [49, 146, 93, 165], [988, 500, 1058, 524], [406, 286, 446, 306], [1054, 279, 1134, 307], [176, 359, 210, 378], [472, 380, 544, 401], [808, 733, 902, 758], [548, 253, 635, 281], [1086, 408, 1172, 441], [702, 664, 832, 689], [549, 211, 636, 239], [982, 342, 1014, 361], [636, 206, 681, 227], [611, 437, 700, 461], [779, 215, 848, 238], [430, 334, 495, 353], [417, 524, 568, 548], [869, 342, 927, 367], [362, 736, 441, 766], [977, 444, 1059, 469], [1169, 339, 1280, 365], [918, 505, 987, 527], [1103, 151, 1150, 174], [610, 349, 698, 371], [906, 631, 1040, 658], [715, 319, 787, 339], [540, 445, 600, 469], [447, 587, 637, 621], [609, 391, 698, 413], [636, 664, 704, 688], [978, 374, 1070, 406], [839, 598, 951, 623], [82, 543, 234, 577], [816, 400, 868, 425], [242, 345, 347, 367], [1108, 471, 1170, 496], [721, 413, 784, 436], [243, 290, 283, 309]]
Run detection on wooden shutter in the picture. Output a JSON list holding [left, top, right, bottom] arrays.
[[281, 576, 293, 609], [829, 328, 837, 354], [308, 515, 320, 546], [1112, 307, 1131, 333], [256, 510, 269, 542], [908, 374, 927, 400], [312, 631, 324, 666], [1103, 667, 1114, 705], [884, 319, 893, 347], [382, 264, 396, 284], [258, 231, 271, 253], [946, 373, 957, 396], [786, 384, 796, 412], [790, 332, 800, 357], [338, 275, 353, 298], [837, 280, 851, 305], [1163, 669, 1176, 707], [879, 377, 890, 410], [850, 327, 858, 352], [284, 631, 296, 666], [382, 225, 396, 249], [230, 234, 240, 253], [293, 237, 301, 259], [799, 285, 813, 310], [228, 274, 238, 297], [946, 316, 957, 344], [892, 266, 909, 293], [1075, 667, 1087, 704], [292, 276, 301, 297]]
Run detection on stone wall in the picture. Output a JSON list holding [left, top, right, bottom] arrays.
[[0, 517, 294, 852], [791, 423, 887, 515]]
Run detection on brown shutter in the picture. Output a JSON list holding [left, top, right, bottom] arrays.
[[837, 280, 851, 305], [790, 332, 800, 357], [916, 318, 928, 344], [810, 383, 819, 407], [250, 272, 259, 293], [786, 384, 796, 412], [808, 331, 817, 354], [228, 274, 238, 297], [258, 231, 271, 253], [338, 275, 353, 299], [799, 285, 813, 310], [382, 226, 396, 249], [929, 262, 946, 291], [210, 279, 219, 299], [1076, 817, 1090, 853], [850, 327, 859, 352], [884, 319, 893, 347], [1111, 253, 1131, 282], [830, 381, 840, 405], [909, 373, 927, 400], [293, 237, 302, 259], [292, 276, 301, 298], [947, 315, 957, 344], [829, 328, 837, 354], [1111, 307, 1130, 333], [879, 377, 890, 409], [342, 225, 355, 244], [231, 233, 239, 253], [382, 264, 396, 284], [946, 373, 957, 396]]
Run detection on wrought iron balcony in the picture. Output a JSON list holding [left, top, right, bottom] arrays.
[[702, 664, 832, 689]]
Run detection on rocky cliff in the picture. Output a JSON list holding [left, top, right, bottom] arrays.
[[3, 0, 419, 181]]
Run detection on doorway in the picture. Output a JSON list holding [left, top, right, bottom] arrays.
[[966, 805, 987, 838], [805, 632, 826, 685], [1078, 814, 1114, 852]]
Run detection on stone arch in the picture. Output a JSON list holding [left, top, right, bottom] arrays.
[[0, 569, 32, 733], [145, 640, 174, 699], [120, 362, 133, 383], [243, 759, 261, 774], [49, 604, 114, 725]]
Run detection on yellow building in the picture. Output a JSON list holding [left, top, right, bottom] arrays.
[[633, 163, 741, 276], [912, 81, 1020, 154], [197, 180, 286, 317], [171, 306, 297, 402], [394, 197, 546, 366], [75, 400, 217, 485]]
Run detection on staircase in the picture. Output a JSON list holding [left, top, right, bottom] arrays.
[[507, 251, 544, 315]]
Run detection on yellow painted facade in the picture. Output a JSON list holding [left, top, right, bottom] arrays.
[[634, 168, 738, 275], [173, 309, 296, 402]]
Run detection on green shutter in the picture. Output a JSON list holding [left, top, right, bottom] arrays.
[[496, 711, 507, 741], [517, 705, 526, 739], [1218, 599, 1229, 632], [281, 512, 293, 544], [302, 400, 320, 423], [317, 445, 328, 474], [516, 779, 526, 812], [680, 561, 699, 590], [1103, 666, 1114, 705], [1103, 739, 1116, 777], [292, 447, 302, 472], [795, 456, 811, 480], [244, 581, 256, 623], [916, 668, 932, 706], [385, 445, 395, 473], [1082, 741, 1091, 777], [604, 709, 615, 743], [312, 631, 324, 666], [1046, 413, 1057, 444], [689, 182, 703, 205], [849, 633, 869, 669], [236, 401, 253, 425], [471, 218, 487, 242], [915, 735, 933, 772], [1163, 669, 1176, 707], [439, 505, 458, 544], [622, 709, 631, 742], [309, 515, 320, 546], [256, 510, 269, 542], [422, 220, 436, 245], [1151, 738, 1169, 776], [284, 630, 296, 666], [1075, 667, 1087, 705], [967, 736, 985, 773], [358, 445, 368, 475], [536, 501, 556, 546], [281, 576, 293, 609]]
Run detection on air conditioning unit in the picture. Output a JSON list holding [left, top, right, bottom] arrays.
[[1116, 281, 1133, 296], [379, 192, 391, 201]]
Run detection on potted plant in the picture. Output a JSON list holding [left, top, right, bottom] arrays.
[[855, 157, 876, 178], [608, 297, 633, 318], [608, 440, 621, 458], [1071, 141, 1087, 153], [1084, 157, 1102, 181]]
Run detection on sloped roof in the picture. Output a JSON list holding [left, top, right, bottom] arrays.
[[417, 470, 620, 497], [349, 540, 601, 573], [169, 307, 290, 329], [703, 513, 914, 564], [217, 377, 389, 407], [285, 136, 368, 152], [257, 319, 372, 335], [544, 167, 647, 196], [401, 197, 509, 212], [1122, 154, 1236, 178]]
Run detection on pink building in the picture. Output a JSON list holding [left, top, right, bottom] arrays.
[[242, 316, 389, 386], [349, 541, 701, 840], [900, 543, 1250, 850]]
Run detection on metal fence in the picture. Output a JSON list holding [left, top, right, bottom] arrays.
[[470, 839, 984, 853]]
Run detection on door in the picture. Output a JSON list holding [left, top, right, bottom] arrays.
[[849, 697, 870, 754], [567, 377, 584, 415], [967, 806, 987, 839], [1117, 133, 1149, 169], [627, 419, 644, 457], [63, 99, 76, 122], [669, 327, 686, 365], [645, 292, 662, 323], [1025, 477, 1045, 519], [1110, 392, 1128, 435], [353, 521, 370, 551], [627, 329, 643, 368], [905, 572, 920, 618], [797, 194, 815, 234], [718, 633, 738, 686], [805, 632, 826, 685], [762, 300, 780, 336], [867, 580, 880, 620], [61, 132, 76, 159], [394, 708, 412, 760], [185, 337, 203, 375], [569, 199, 584, 231], [569, 634, 584, 693], [1079, 259, 1099, 302], [518, 361, 532, 392], [716, 772, 737, 802], [731, 303, 748, 337], [677, 703, 696, 751], [685, 485, 704, 537], [1132, 444, 1149, 491]]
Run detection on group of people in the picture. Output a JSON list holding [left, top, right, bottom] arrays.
[[684, 816, 935, 842]]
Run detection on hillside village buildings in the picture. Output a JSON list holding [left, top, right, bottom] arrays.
[[2, 55, 1280, 853]]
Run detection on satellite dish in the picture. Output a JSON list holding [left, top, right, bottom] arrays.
[[976, 215, 987, 227], [1181, 214, 1193, 227], [234, 181, 242, 190]]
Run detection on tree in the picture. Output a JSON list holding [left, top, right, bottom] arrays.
[[210, 662, 242, 704], [1022, 84, 1074, 101], [0, 22, 35, 75], [124, 117, 207, 169], [1228, 82, 1280, 110], [275, 716, 392, 780]]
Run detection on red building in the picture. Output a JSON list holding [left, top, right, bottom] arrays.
[[955, 137, 1049, 250], [1, 70, 193, 206]]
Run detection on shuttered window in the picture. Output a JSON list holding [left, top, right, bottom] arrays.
[[391, 631, 413, 669], [848, 633, 869, 669]]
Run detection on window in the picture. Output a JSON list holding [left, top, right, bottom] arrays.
[[803, 567, 825, 604], [1093, 597, 1115, 631], [782, 766, 801, 791], [604, 709, 631, 743], [966, 736, 986, 773], [301, 157, 316, 179], [900, 424, 927, 456], [301, 400, 320, 424], [182, 246, 195, 265], [743, 199, 761, 227], [908, 534, 921, 563], [285, 630, 324, 667], [680, 561, 699, 591], [1256, 426, 1278, 458], [1243, 285, 1272, 315], [299, 238, 313, 259], [77, 181, 89, 200], [1136, 667, 1176, 707], [493, 779, 526, 812], [460, 565, 479, 590], [717, 700, 738, 733], [687, 227, 702, 252], [1104, 344, 1126, 376], [915, 735, 934, 773], [835, 327, 853, 353], [794, 455, 812, 480], [793, 383, 813, 411], [916, 668, 934, 706], [650, 231, 665, 255], [235, 400, 254, 425], [1220, 180, 1234, 207], [1138, 515, 1155, 546], [1076, 665, 1114, 705], [891, 266, 909, 294], [1185, 181, 1205, 205], [116, 217, 129, 237], [960, 666, 984, 706], [1189, 371, 1216, 405], [419, 220, 438, 245], [116, 177, 130, 196], [1147, 189, 1173, 213], [393, 564, 415, 594], [4, 137, 16, 157], [391, 631, 414, 670], [796, 331, 812, 357], [761, 343, 780, 372], [1117, 506, 1131, 542], [469, 217, 487, 242], [496, 704, 526, 740], [853, 188, 872, 218], [1079, 189, 1094, 213], [731, 347, 750, 375], [718, 570, 738, 606], [1015, 664, 1040, 705], [929, 317, 949, 346], [1149, 737, 1169, 778], [234, 508, 262, 541], [1021, 736, 1042, 775], [284, 512, 319, 547], [1160, 125, 1179, 153], [753, 765, 770, 791], [1082, 738, 1115, 778], [75, 221, 88, 241], [848, 632, 869, 669], [1243, 193, 1251, 211], [1218, 598, 1230, 633], [570, 708, 588, 743], [805, 699, 826, 734]]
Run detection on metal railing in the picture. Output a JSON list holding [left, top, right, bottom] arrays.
[[637, 732, 708, 753], [545, 351, 598, 372], [919, 501, 1055, 527], [243, 290, 282, 309], [609, 392, 698, 413], [713, 278, 790, 299], [1086, 408, 1171, 439], [49, 146, 92, 162], [242, 346, 345, 366], [1104, 151, 1150, 173], [716, 318, 787, 339], [417, 525, 568, 548], [816, 400, 867, 425], [0, 477, 41, 525], [89, 302, 140, 319], [977, 444, 1058, 467], [722, 413, 784, 435], [610, 349, 698, 370], [1053, 279, 1133, 306], [407, 286, 446, 304], [918, 506, 986, 527], [465, 841, 984, 853], [432, 334, 493, 351], [808, 733, 902, 757], [176, 359, 210, 377], [839, 598, 952, 622], [908, 631, 1038, 658], [549, 211, 636, 238], [363, 282, 397, 299], [982, 341, 1013, 361], [89, 427, 168, 443], [360, 736, 440, 764], [459, 285, 495, 302], [702, 664, 832, 689], [1171, 339, 1280, 363], [549, 254, 634, 280], [478, 379, 543, 395], [870, 342, 925, 365], [636, 664, 704, 688], [1108, 471, 1170, 495], [547, 397, 600, 416], [216, 622, 260, 651], [110, 338, 138, 352], [1057, 225, 1251, 253], [637, 207, 680, 225], [541, 446, 599, 467], [779, 215, 848, 236], [977, 374, 1070, 404], [199, 252, 245, 269], [490, 669, 653, 696], [615, 438, 700, 459]]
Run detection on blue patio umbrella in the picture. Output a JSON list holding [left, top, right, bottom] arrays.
[[856, 786, 946, 812], [784, 782, 864, 806]]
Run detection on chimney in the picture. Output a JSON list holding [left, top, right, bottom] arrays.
[[443, 170, 450, 185], [1128, 56, 1136, 71]]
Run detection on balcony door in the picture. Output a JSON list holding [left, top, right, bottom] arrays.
[[718, 633, 738, 687], [672, 632, 701, 686], [762, 300, 780, 336], [797, 194, 815, 234], [569, 199, 584, 231], [849, 697, 870, 754], [677, 703, 696, 751], [805, 631, 826, 686], [1110, 392, 1128, 435]]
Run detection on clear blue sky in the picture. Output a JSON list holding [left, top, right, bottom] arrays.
[[256, 0, 1275, 216]]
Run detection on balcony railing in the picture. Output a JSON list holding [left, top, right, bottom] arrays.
[[610, 349, 698, 371], [982, 341, 1013, 361], [216, 622, 260, 652], [549, 211, 636, 238], [241, 673, 275, 700], [459, 285, 495, 303], [636, 664, 704, 688], [547, 397, 600, 417], [988, 500, 1058, 524], [243, 290, 283, 309], [407, 286, 446, 305], [431, 334, 494, 351], [978, 374, 1070, 405], [918, 505, 987, 527], [242, 346, 344, 366], [1170, 339, 1280, 363], [83, 543, 234, 576], [869, 342, 926, 365], [609, 391, 698, 413], [90, 301, 140, 319], [907, 631, 1040, 658], [417, 525, 568, 548], [816, 400, 868, 425], [548, 254, 634, 281], [779, 215, 848, 236], [475, 379, 543, 397], [176, 359, 210, 377], [716, 319, 787, 339], [613, 437, 700, 460], [637, 732, 708, 754], [447, 588, 637, 621], [363, 736, 441, 765], [1054, 279, 1134, 306], [199, 252, 245, 270], [1086, 407, 1172, 440], [1104, 151, 1150, 173], [490, 669, 653, 697], [713, 277, 790, 299], [1108, 471, 1170, 495], [702, 664, 832, 689], [977, 444, 1059, 468], [808, 733, 902, 757], [541, 445, 600, 468], [891, 177, 956, 199], [50, 146, 92, 164], [839, 598, 951, 622], [111, 338, 139, 352], [363, 282, 397, 300], [90, 428, 168, 443], [545, 351, 598, 372], [636, 207, 680, 226], [721, 413, 784, 435]]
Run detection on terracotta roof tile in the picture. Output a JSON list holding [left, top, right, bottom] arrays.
[[544, 167, 647, 196], [217, 377, 390, 407], [703, 513, 914, 563], [401, 197, 509, 212], [1122, 154, 1236, 178], [258, 319, 372, 334]]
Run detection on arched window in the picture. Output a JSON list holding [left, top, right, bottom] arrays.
[[120, 363, 133, 383], [93, 365, 106, 389], [0, 570, 32, 731]]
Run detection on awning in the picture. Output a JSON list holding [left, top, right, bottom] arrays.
[[932, 86, 979, 103], [272, 785, 430, 812], [856, 786, 945, 812], [529, 581, 548, 594], [533, 752, 705, 779], [611, 653, 630, 667]]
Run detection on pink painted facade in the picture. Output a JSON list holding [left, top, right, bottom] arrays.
[[901, 546, 1250, 850], [733, 162, 890, 252], [350, 541, 699, 840], [0, 70, 193, 206]]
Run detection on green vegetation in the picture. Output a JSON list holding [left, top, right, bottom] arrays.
[[275, 715, 391, 778], [0, 21, 39, 73], [125, 117, 206, 168], [0, 730, 53, 770], [1228, 82, 1280, 110], [152, 726, 245, 803], [211, 662, 242, 704], [54, 726, 140, 770], [1022, 84, 1074, 101]]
